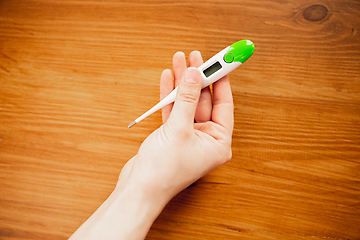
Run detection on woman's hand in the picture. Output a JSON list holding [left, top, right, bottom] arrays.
[[119, 51, 234, 202], [70, 51, 234, 240]]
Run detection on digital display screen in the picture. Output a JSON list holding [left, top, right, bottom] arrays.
[[203, 61, 222, 78]]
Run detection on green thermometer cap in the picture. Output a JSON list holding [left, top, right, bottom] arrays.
[[224, 40, 255, 63]]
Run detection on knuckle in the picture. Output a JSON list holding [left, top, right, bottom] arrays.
[[226, 150, 232, 163], [218, 147, 232, 165], [165, 118, 192, 140], [219, 150, 232, 165], [178, 92, 198, 104], [178, 129, 192, 140]]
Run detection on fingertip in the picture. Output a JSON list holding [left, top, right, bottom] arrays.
[[189, 50, 203, 67], [189, 50, 201, 58], [160, 69, 173, 88], [173, 51, 187, 87], [161, 69, 172, 80], [173, 51, 185, 60]]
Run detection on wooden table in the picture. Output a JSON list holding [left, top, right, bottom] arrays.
[[1, 0, 359, 239]]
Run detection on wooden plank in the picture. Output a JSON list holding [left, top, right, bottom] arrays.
[[0, 0, 359, 239]]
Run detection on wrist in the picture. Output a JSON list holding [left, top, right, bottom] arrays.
[[70, 171, 168, 240], [114, 179, 167, 221], [118, 154, 179, 206]]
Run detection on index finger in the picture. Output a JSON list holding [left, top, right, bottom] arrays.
[[211, 74, 234, 133]]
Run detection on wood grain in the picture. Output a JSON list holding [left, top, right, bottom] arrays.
[[0, 0, 359, 239]]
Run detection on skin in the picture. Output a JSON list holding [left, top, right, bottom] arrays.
[[69, 51, 234, 240]]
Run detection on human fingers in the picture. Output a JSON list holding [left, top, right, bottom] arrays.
[[173, 52, 187, 87], [160, 69, 174, 123], [189, 51, 212, 123], [188, 50, 203, 68], [166, 67, 202, 133], [211, 74, 234, 134]]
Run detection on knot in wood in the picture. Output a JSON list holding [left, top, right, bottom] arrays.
[[303, 4, 328, 21]]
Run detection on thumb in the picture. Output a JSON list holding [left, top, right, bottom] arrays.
[[167, 67, 202, 132]]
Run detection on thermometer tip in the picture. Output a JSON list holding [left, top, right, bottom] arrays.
[[128, 121, 137, 128]]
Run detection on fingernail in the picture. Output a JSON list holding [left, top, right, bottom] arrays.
[[185, 67, 199, 84]]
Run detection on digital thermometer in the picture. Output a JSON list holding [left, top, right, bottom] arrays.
[[128, 40, 255, 128]]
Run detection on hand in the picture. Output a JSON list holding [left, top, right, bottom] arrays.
[[69, 51, 234, 240], [119, 51, 234, 202]]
